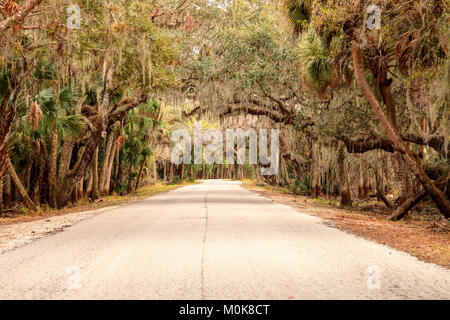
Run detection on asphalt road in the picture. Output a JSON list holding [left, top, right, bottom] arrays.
[[0, 180, 449, 299]]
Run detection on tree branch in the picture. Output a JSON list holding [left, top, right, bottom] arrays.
[[0, 0, 43, 32]]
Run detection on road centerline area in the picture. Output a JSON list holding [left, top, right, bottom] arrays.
[[0, 180, 448, 300]]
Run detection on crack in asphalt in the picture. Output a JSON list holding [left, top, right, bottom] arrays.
[[200, 188, 209, 300]]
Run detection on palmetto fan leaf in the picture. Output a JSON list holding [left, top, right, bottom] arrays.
[[54, 115, 85, 139], [37, 88, 58, 118], [297, 30, 332, 92], [283, 0, 312, 35], [58, 86, 78, 110]]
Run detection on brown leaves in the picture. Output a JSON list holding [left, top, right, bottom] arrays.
[[1, 0, 20, 34], [1, 0, 19, 19], [394, 32, 419, 75]]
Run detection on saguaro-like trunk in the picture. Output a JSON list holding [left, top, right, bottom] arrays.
[[352, 43, 450, 218], [6, 158, 36, 211]]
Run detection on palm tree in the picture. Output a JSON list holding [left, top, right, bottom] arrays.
[[297, 30, 332, 93], [283, 0, 312, 37], [35, 87, 85, 207], [115, 101, 158, 194], [135, 147, 153, 191]]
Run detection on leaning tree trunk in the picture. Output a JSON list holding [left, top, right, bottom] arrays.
[[55, 88, 148, 207], [388, 172, 450, 221], [48, 131, 58, 208], [378, 68, 408, 205], [135, 156, 148, 192], [6, 158, 36, 211], [4, 174, 11, 208], [352, 43, 450, 218]]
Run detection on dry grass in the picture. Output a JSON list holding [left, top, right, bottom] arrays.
[[242, 180, 450, 269]]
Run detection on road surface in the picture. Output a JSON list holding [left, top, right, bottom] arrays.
[[0, 180, 449, 299]]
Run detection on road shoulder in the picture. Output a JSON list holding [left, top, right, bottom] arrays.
[[242, 182, 450, 269]]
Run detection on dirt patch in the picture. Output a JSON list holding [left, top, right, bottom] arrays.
[[0, 206, 119, 254], [243, 184, 450, 269]]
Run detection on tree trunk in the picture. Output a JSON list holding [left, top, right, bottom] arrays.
[[388, 173, 450, 221], [99, 133, 114, 196], [163, 160, 167, 182], [57, 140, 73, 182], [169, 162, 174, 183], [358, 157, 364, 199], [86, 169, 93, 196], [56, 93, 148, 208], [0, 173, 3, 212], [127, 165, 134, 193], [31, 139, 47, 205], [393, 152, 408, 204], [352, 43, 450, 218], [6, 158, 36, 211], [78, 180, 84, 201], [91, 147, 100, 200], [311, 145, 320, 198], [135, 156, 147, 191], [104, 141, 117, 195], [48, 131, 58, 208], [4, 174, 11, 208], [338, 142, 352, 207], [181, 162, 184, 182], [375, 165, 393, 210]]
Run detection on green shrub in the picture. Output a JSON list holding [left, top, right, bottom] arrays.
[[289, 175, 311, 195]]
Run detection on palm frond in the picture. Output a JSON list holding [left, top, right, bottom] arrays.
[[283, 0, 312, 35], [55, 115, 86, 139], [297, 30, 332, 92]]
